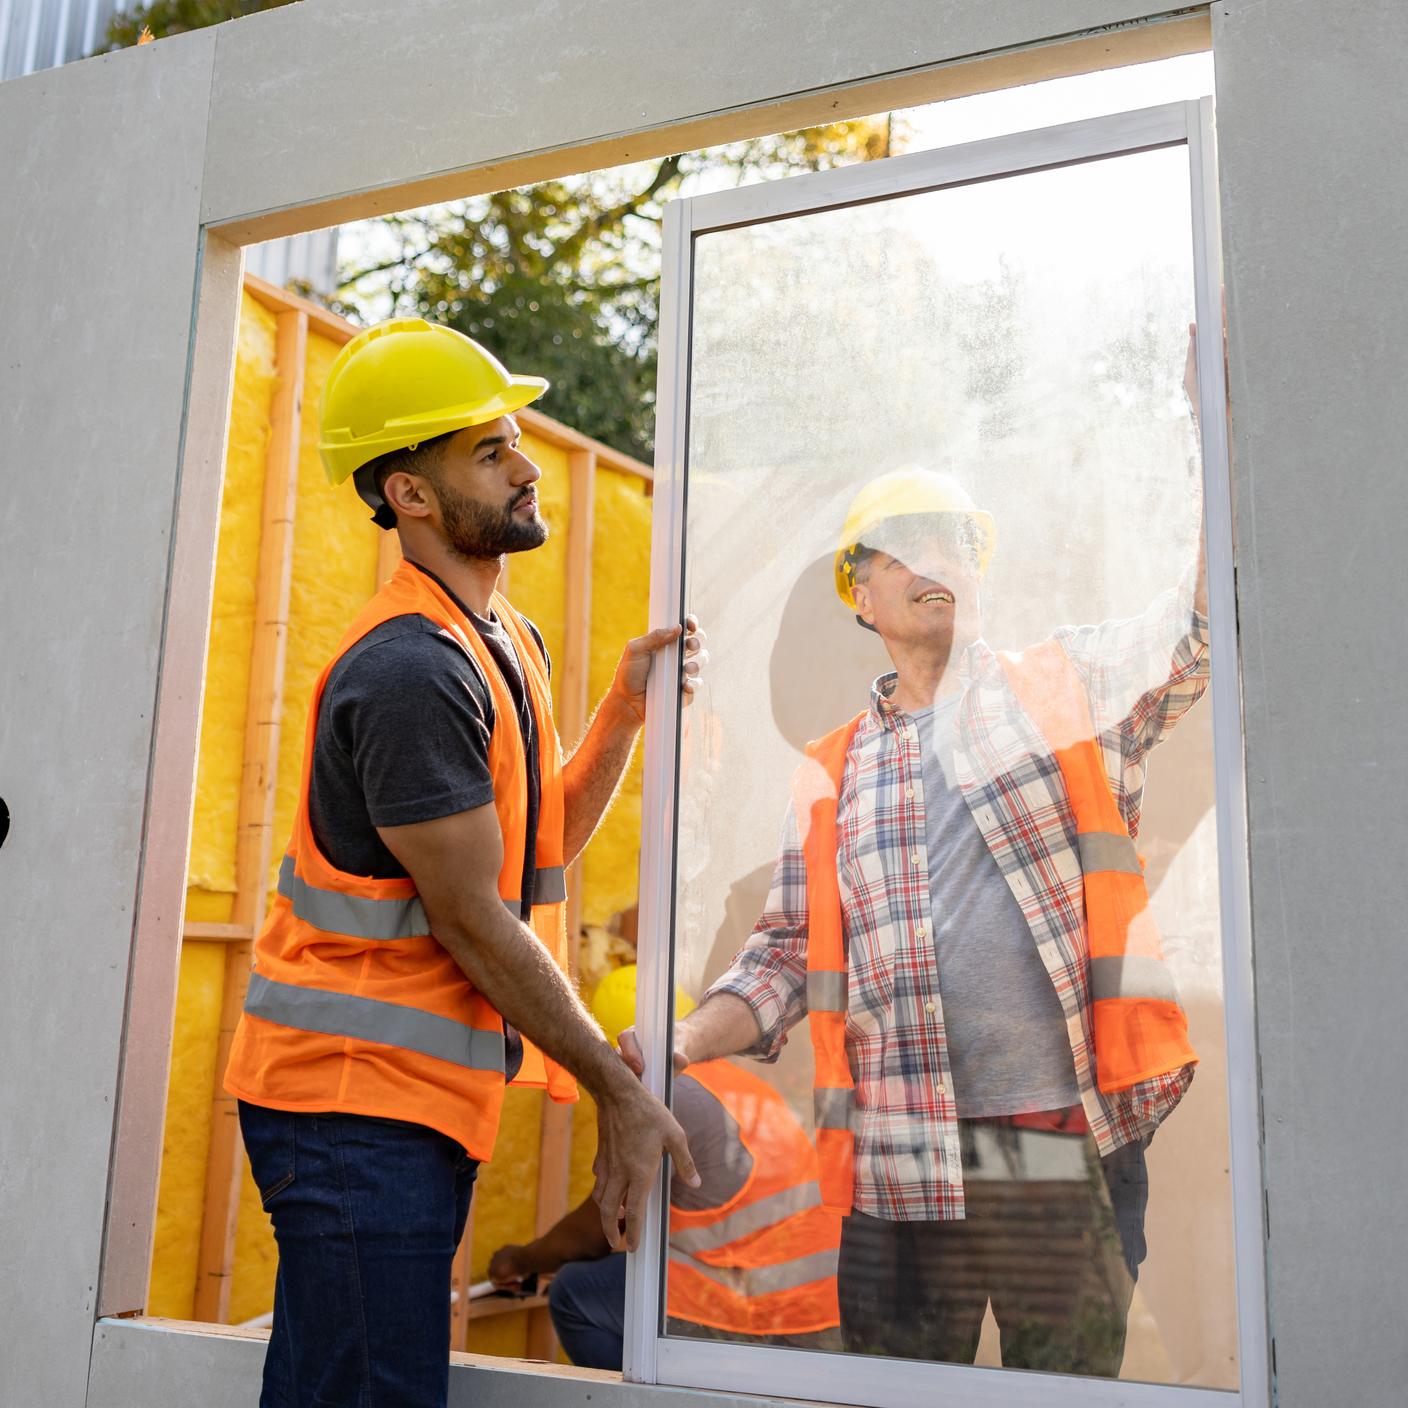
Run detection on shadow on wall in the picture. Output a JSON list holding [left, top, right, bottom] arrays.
[[769, 553, 893, 758], [701, 551, 890, 988]]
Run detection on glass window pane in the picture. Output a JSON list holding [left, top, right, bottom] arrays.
[[663, 144, 1237, 1390]]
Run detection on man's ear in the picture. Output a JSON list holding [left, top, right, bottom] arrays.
[[383, 470, 434, 521], [852, 581, 877, 630]]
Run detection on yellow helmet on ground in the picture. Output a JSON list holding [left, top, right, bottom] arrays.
[[590, 964, 697, 1048], [318, 317, 548, 496], [834, 467, 997, 609]]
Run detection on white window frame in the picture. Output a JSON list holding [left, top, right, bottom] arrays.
[[627, 96, 1265, 1408]]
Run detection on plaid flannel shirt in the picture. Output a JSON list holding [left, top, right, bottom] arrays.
[[708, 578, 1211, 1221]]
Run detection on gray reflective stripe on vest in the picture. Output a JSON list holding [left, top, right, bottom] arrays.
[[244, 972, 507, 1073], [670, 1181, 824, 1256], [806, 971, 847, 1012], [533, 865, 567, 904], [1089, 954, 1180, 1005], [279, 855, 429, 940], [282, 856, 524, 933], [667, 1246, 837, 1298], [1076, 831, 1143, 877], [813, 1088, 854, 1131]]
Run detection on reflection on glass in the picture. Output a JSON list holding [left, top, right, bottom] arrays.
[[665, 1058, 843, 1350], [665, 146, 1237, 1387]]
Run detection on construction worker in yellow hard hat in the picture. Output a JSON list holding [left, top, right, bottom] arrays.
[[833, 466, 995, 650], [223, 317, 707, 1408], [673, 369, 1212, 1370], [488, 965, 841, 1369]]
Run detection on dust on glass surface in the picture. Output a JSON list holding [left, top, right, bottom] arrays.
[[660, 146, 1238, 1389]]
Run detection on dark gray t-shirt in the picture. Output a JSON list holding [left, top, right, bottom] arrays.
[[307, 562, 547, 917], [914, 694, 1081, 1118]]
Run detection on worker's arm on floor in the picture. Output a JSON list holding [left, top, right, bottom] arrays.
[[377, 804, 699, 1250], [489, 1197, 609, 1289], [561, 615, 707, 862]]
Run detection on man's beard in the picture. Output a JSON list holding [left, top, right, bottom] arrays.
[[439, 484, 548, 560]]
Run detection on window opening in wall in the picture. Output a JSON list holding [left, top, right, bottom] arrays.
[[136, 43, 1243, 1408]]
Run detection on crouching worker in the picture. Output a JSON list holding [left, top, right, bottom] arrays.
[[488, 967, 842, 1368], [222, 321, 705, 1408]]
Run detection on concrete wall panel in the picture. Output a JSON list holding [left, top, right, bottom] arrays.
[[199, 0, 1200, 231], [0, 31, 218, 1408], [1212, 2, 1408, 1404], [86, 1319, 830, 1408]]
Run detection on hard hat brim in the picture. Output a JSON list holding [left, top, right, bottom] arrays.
[[319, 375, 549, 486], [834, 507, 997, 608]]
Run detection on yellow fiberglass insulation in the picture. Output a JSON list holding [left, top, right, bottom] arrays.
[[501, 436, 570, 694], [150, 291, 655, 1352], [185, 291, 280, 915], [146, 939, 228, 1318], [581, 469, 653, 927]]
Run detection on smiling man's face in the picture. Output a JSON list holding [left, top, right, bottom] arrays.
[[850, 513, 983, 652], [432, 415, 548, 561]]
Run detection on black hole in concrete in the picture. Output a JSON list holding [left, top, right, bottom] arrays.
[[0, 797, 8, 850]]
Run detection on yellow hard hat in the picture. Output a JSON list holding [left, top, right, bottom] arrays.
[[834, 468, 996, 609], [590, 964, 697, 1048], [318, 318, 549, 490]]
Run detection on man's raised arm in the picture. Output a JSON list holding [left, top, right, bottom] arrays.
[[561, 617, 706, 864], [1054, 322, 1214, 756]]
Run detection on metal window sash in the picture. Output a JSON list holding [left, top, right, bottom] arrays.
[[630, 95, 1266, 1407]]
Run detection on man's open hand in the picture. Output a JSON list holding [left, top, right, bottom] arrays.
[[611, 614, 708, 723], [592, 1080, 698, 1252]]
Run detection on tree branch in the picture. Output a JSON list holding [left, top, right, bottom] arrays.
[[554, 153, 685, 265], [337, 246, 438, 288]]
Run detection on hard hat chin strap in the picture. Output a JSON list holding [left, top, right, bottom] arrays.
[[353, 463, 398, 532]]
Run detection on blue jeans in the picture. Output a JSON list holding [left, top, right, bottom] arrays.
[[548, 1252, 629, 1370], [238, 1102, 478, 1408], [548, 1253, 846, 1368]]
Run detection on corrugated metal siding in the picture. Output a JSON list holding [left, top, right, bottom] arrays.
[[1, 0, 342, 296], [245, 228, 341, 296], [0, 0, 128, 78]]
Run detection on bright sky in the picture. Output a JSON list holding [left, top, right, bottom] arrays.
[[331, 51, 1216, 307], [896, 51, 1214, 152]]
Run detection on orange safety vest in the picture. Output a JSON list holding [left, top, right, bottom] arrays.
[[667, 1059, 841, 1337], [795, 642, 1197, 1213], [224, 560, 576, 1163]]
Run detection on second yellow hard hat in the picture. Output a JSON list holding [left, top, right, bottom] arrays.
[[590, 964, 697, 1048]]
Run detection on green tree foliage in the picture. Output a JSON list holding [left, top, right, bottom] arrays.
[[102, 0, 295, 48], [337, 124, 893, 459], [102, 0, 889, 458]]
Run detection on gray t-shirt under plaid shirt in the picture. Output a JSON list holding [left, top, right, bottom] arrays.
[[913, 693, 1080, 1119]]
